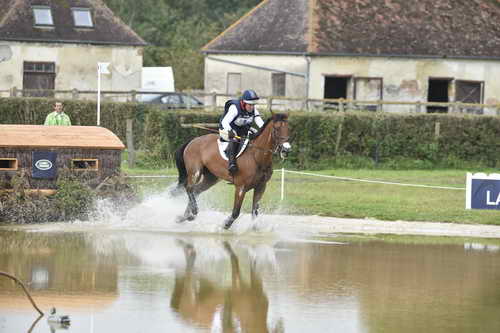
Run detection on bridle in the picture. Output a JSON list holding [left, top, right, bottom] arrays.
[[270, 120, 291, 159], [271, 120, 289, 152]]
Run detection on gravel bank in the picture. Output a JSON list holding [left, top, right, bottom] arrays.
[[275, 215, 500, 239]]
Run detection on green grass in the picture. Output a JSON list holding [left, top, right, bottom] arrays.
[[122, 164, 500, 226]]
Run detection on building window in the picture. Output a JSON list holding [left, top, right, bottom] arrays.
[[32, 6, 53, 26], [72, 8, 93, 27], [72, 159, 99, 171], [0, 158, 18, 170], [227, 73, 241, 96], [271, 73, 286, 97], [456, 80, 484, 114], [23, 62, 56, 97]]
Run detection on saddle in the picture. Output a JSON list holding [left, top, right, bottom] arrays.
[[217, 138, 250, 161]]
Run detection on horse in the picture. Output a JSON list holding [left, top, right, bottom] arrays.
[[172, 112, 291, 229]]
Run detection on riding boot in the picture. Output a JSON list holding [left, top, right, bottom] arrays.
[[227, 141, 239, 176]]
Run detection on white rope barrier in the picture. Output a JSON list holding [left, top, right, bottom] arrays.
[[277, 169, 465, 201], [282, 170, 465, 189], [126, 170, 465, 203]]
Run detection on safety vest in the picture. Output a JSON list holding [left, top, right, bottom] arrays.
[[220, 99, 255, 136]]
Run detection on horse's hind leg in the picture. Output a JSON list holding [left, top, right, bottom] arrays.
[[177, 169, 218, 223], [176, 189, 197, 223]]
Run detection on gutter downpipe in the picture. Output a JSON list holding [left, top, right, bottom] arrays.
[[305, 54, 311, 111]]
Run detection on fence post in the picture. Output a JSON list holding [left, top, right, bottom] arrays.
[[131, 90, 137, 102], [10, 86, 17, 97], [434, 121, 440, 140], [339, 99, 344, 112], [211, 92, 217, 111], [305, 98, 310, 112], [416, 101, 422, 113], [335, 121, 343, 157], [281, 167, 285, 201], [126, 118, 136, 168], [71, 88, 79, 100], [267, 97, 273, 112]]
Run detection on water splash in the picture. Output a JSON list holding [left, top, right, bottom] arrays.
[[88, 188, 282, 236]]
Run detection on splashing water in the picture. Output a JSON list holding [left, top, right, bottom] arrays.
[[88, 186, 283, 236]]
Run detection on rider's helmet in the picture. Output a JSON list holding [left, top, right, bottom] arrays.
[[241, 89, 259, 104]]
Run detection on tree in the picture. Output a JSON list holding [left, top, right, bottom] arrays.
[[104, 0, 260, 89]]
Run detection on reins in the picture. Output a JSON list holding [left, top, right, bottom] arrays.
[[190, 123, 282, 154]]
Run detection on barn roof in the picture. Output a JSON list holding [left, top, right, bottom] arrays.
[[0, 125, 125, 150], [203, 0, 500, 59], [0, 0, 146, 46]]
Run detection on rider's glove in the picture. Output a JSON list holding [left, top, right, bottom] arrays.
[[228, 130, 236, 139]]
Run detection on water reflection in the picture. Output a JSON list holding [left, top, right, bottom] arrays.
[[170, 239, 282, 332], [464, 242, 500, 252], [1, 228, 500, 333]]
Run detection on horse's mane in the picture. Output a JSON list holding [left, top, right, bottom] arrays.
[[253, 113, 288, 139]]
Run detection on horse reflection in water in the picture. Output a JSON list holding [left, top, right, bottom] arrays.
[[170, 240, 284, 332], [172, 113, 291, 229]]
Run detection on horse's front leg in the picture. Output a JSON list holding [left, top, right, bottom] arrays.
[[251, 182, 267, 220], [224, 186, 247, 230]]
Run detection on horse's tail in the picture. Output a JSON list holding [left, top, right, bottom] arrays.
[[170, 141, 190, 196]]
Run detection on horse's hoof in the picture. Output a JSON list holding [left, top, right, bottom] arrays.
[[176, 214, 194, 223], [175, 215, 186, 223], [223, 220, 233, 230]]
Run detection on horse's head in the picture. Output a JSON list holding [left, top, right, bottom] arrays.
[[271, 113, 291, 159]]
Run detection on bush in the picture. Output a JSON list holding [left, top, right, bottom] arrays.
[[0, 170, 138, 224]]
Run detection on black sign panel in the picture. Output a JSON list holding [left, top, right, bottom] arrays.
[[32, 151, 58, 179]]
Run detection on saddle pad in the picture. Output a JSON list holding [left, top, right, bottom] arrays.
[[217, 138, 250, 161]]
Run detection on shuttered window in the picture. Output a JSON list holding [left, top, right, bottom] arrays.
[[272, 73, 286, 97], [23, 62, 55, 97]]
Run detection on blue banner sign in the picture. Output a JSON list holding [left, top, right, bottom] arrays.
[[466, 173, 500, 210], [32, 151, 58, 179]]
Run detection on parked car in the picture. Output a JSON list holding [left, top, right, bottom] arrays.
[[139, 92, 204, 109]]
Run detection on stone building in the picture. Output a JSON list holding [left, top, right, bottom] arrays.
[[203, 0, 500, 114], [0, 0, 146, 98]]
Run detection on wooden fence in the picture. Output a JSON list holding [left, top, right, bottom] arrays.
[[1, 87, 500, 115]]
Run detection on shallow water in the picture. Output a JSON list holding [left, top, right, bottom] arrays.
[[1, 194, 500, 333]]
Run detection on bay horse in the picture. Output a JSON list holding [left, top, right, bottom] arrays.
[[172, 112, 291, 229]]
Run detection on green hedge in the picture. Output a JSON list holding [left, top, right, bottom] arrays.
[[0, 97, 144, 146], [143, 109, 500, 169], [2, 97, 500, 169]]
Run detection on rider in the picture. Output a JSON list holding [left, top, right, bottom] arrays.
[[219, 89, 265, 176]]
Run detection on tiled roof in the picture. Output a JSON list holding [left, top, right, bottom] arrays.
[[203, 0, 310, 53], [0, 0, 146, 46], [204, 0, 500, 58]]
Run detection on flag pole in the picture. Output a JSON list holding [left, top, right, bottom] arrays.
[[97, 65, 101, 126]]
